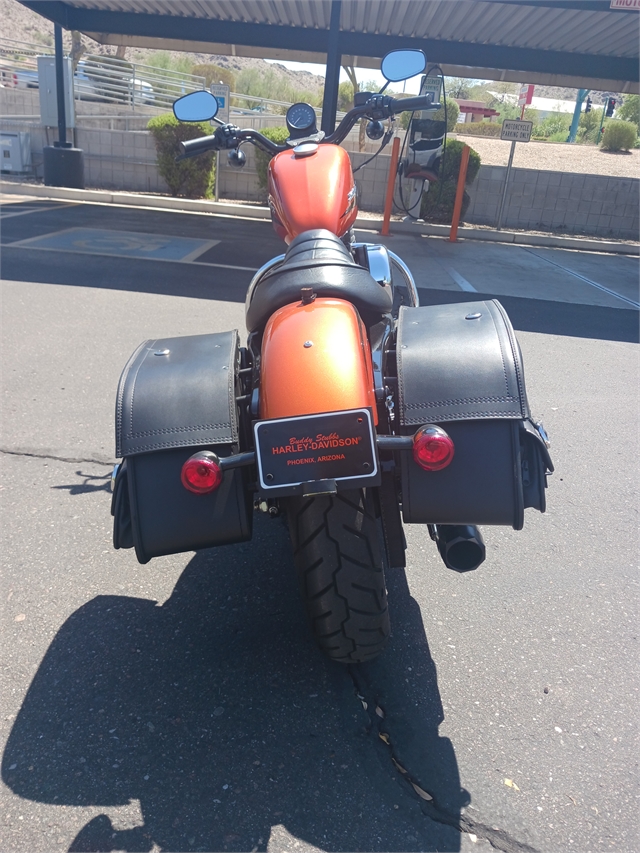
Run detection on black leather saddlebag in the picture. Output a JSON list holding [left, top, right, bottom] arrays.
[[112, 331, 252, 564], [396, 300, 553, 529]]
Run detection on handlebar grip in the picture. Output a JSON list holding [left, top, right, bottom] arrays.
[[388, 95, 435, 114], [179, 135, 218, 158]]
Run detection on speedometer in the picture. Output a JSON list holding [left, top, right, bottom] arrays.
[[286, 102, 317, 133]]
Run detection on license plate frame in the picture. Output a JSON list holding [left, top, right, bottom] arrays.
[[254, 409, 379, 497]]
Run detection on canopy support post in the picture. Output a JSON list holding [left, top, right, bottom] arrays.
[[321, 0, 342, 136]]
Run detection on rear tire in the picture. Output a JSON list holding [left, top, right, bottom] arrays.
[[286, 489, 390, 663]]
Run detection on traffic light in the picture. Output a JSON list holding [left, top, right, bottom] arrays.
[[585, 97, 592, 113], [605, 98, 616, 117]]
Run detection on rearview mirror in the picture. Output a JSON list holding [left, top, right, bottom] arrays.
[[381, 50, 426, 83], [173, 90, 219, 122]]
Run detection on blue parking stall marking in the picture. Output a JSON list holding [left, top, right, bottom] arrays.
[[6, 227, 221, 263]]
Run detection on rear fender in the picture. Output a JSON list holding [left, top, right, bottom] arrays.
[[259, 298, 377, 424]]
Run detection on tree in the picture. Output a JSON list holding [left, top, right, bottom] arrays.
[[617, 94, 639, 130], [337, 81, 354, 111], [191, 64, 235, 92], [446, 77, 474, 99], [342, 65, 366, 152], [70, 31, 84, 70]]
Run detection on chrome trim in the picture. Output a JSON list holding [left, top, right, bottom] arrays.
[[352, 242, 392, 288], [535, 420, 551, 448], [342, 185, 357, 217], [294, 142, 319, 157], [110, 463, 120, 493], [245, 253, 286, 316], [366, 244, 392, 288], [388, 251, 420, 307], [370, 316, 393, 403]]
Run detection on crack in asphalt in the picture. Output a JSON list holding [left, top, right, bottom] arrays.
[[0, 447, 113, 465], [349, 666, 540, 853]]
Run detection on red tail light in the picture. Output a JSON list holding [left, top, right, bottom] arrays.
[[181, 451, 222, 494], [412, 425, 455, 471]]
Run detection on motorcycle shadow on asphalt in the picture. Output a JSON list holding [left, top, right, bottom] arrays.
[[2, 514, 467, 852]]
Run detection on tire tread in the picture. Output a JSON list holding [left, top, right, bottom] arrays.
[[287, 489, 390, 663]]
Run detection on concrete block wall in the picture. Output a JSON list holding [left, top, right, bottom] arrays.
[[217, 142, 263, 202], [466, 165, 639, 240], [2, 114, 637, 241], [76, 128, 168, 193], [0, 121, 168, 192], [0, 88, 41, 117]]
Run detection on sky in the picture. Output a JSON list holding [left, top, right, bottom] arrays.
[[264, 58, 423, 94]]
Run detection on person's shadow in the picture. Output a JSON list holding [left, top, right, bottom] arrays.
[[2, 513, 468, 852]]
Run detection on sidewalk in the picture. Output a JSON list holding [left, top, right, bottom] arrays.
[[2, 180, 638, 256]]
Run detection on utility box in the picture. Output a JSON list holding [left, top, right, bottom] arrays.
[[37, 55, 75, 129], [0, 132, 32, 173]]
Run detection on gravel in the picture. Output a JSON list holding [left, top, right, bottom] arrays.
[[454, 133, 640, 178]]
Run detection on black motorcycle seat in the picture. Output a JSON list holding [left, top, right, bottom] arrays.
[[245, 229, 393, 332]]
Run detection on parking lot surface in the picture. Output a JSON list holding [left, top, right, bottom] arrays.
[[1, 197, 638, 853]]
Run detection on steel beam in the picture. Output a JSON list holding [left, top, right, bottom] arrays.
[[53, 22, 67, 146], [321, 1, 342, 136], [20, 0, 639, 83]]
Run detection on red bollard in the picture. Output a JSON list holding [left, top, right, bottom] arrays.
[[381, 136, 401, 236], [449, 144, 470, 242]]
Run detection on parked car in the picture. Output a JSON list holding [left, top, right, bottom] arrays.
[[74, 59, 155, 104], [10, 68, 39, 88], [5, 60, 154, 105]]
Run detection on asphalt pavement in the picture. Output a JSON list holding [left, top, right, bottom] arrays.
[[1, 197, 638, 853]]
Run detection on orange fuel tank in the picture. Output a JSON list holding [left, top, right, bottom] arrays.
[[268, 145, 357, 243], [259, 298, 377, 424]]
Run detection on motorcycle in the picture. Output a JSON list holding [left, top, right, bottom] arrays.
[[111, 50, 553, 664]]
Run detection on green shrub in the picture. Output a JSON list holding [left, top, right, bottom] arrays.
[[399, 94, 459, 132], [601, 119, 638, 152], [254, 126, 290, 190], [419, 139, 481, 224], [547, 131, 568, 143], [455, 122, 502, 137], [431, 95, 460, 132], [577, 107, 604, 144], [532, 113, 571, 139], [616, 94, 639, 129], [147, 113, 216, 198]]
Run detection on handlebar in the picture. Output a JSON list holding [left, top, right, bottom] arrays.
[[177, 94, 438, 160], [180, 134, 218, 158], [388, 95, 438, 114]]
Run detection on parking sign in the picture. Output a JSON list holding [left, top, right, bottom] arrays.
[[501, 120, 533, 142], [210, 84, 230, 123]]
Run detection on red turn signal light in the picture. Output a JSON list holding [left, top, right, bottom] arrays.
[[181, 451, 223, 494], [412, 425, 455, 471]]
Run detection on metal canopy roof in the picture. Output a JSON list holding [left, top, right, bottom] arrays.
[[21, 0, 639, 93]]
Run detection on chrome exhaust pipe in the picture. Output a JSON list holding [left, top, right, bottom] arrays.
[[431, 525, 485, 572]]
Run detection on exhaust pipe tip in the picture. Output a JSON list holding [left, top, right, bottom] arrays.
[[433, 525, 485, 573]]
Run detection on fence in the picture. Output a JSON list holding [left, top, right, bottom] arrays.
[[0, 37, 351, 121], [0, 37, 206, 111]]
